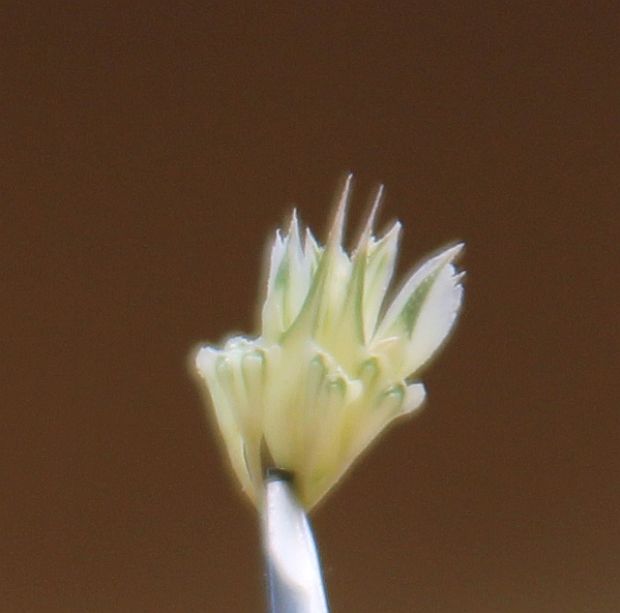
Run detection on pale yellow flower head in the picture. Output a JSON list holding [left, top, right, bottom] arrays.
[[195, 177, 464, 509]]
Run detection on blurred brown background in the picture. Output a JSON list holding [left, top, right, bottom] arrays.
[[2, 3, 618, 612]]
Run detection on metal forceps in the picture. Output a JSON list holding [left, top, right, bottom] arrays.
[[261, 469, 329, 613]]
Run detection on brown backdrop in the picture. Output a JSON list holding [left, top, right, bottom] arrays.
[[3, 3, 618, 612]]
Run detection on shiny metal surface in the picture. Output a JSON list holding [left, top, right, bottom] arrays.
[[262, 470, 329, 613]]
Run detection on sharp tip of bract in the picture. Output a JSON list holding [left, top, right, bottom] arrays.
[[385, 219, 402, 238], [443, 242, 465, 262], [288, 208, 300, 237], [328, 173, 353, 249], [304, 226, 317, 250], [355, 184, 384, 254], [439, 244, 465, 285], [366, 184, 384, 232]]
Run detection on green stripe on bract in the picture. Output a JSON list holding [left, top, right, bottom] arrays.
[[280, 239, 330, 343], [274, 252, 289, 290], [333, 245, 367, 350], [400, 268, 442, 336], [363, 222, 400, 338]]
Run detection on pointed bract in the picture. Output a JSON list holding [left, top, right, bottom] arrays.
[[372, 243, 463, 377]]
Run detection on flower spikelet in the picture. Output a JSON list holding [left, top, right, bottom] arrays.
[[195, 176, 464, 509]]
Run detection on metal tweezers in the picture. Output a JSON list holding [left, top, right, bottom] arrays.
[[261, 469, 330, 613]]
